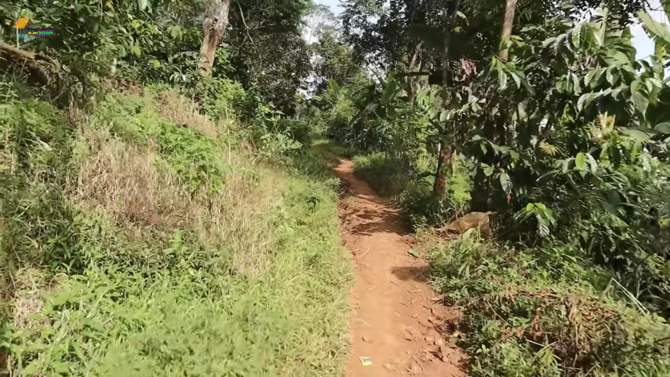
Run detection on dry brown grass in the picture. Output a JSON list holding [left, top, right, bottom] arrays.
[[71, 93, 285, 277], [192, 166, 285, 276], [73, 128, 191, 229], [6, 268, 63, 375], [11, 268, 63, 330], [155, 90, 221, 139]]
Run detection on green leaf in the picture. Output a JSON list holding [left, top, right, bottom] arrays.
[[654, 122, 670, 134], [577, 93, 593, 111], [382, 79, 398, 104], [621, 128, 652, 141], [498, 68, 508, 90], [52, 362, 70, 374], [630, 80, 642, 93], [456, 11, 466, 19], [555, 33, 568, 53], [638, 11, 670, 45], [138, 0, 148, 10], [584, 69, 597, 87], [606, 66, 617, 85], [130, 45, 141, 57], [571, 24, 582, 48], [24, 361, 42, 375], [655, 39, 668, 61], [483, 165, 494, 177], [408, 249, 420, 258], [571, 73, 582, 95], [510, 71, 521, 89], [575, 153, 586, 170], [645, 79, 654, 94], [169, 26, 182, 39], [500, 173, 512, 194], [328, 79, 341, 93], [632, 91, 649, 115], [542, 37, 557, 49], [592, 68, 606, 88], [648, 78, 663, 89]]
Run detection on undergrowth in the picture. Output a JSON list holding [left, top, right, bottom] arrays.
[[352, 151, 473, 227], [0, 87, 351, 376], [426, 234, 670, 376]]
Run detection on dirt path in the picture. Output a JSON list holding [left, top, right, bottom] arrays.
[[334, 159, 467, 377]]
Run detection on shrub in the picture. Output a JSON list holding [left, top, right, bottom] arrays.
[[352, 152, 409, 196], [427, 236, 670, 376]]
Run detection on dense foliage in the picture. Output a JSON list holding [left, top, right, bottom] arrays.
[[311, 0, 670, 375], [4, 0, 670, 375], [0, 0, 352, 375]]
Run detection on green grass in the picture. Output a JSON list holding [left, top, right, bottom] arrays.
[[1, 89, 351, 376]]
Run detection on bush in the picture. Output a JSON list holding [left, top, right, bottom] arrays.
[[427, 236, 670, 376], [352, 151, 473, 228], [352, 152, 409, 196]]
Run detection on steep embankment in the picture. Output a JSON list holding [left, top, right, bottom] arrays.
[[334, 158, 466, 376], [0, 88, 351, 376]]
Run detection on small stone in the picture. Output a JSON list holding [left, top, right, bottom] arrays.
[[434, 338, 444, 346], [418, 318, 433, 328], [438, 344, 450, 362], [402, 326, 418, 341], [407, 363, 423, 374], [362, 336, 371, 342], [424, 336, 435, 343]]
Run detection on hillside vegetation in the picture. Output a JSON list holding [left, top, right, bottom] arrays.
[[312, 0, 670, 376], [1, 1, 352, 375], [3, 0, 670, 376], [1, 85, 351, 375]]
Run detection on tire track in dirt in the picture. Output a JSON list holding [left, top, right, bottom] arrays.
[[334, 158, 467, 377]]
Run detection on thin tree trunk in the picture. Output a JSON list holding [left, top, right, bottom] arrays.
[[199, 0, 232, 77], [499, 0, 518, 61], [432, 0, 460, 197], [406, 0, 423, 103], [433, 140, 453, 196], [407, 42, 422, 103]]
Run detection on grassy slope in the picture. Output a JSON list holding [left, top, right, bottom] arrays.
[[1, 88, 351, 376]]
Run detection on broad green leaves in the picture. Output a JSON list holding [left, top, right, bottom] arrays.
[[638, 11, 670, 46], [500, 172, 512, 195], [639, 11, 670, 63], [631, 91, 649, 115], [514, 203, 557, 238], [575, 152, 586, 170]]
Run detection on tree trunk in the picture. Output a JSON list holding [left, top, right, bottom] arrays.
[[199, 0, 232, 77], [433, 139, 453, 197], [407, 43, 423, 103], [499, 0, 518, 61], [432, 0, 460, 198], [1, 43, 51, 86]]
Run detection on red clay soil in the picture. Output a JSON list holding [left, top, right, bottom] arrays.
[[334, 158, 467, 377]]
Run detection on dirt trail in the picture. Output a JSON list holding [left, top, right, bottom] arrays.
[[334, 158, 467, 377]]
